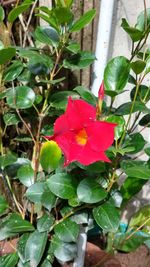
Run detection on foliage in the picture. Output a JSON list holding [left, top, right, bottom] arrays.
[[0, 1, 150, 266]]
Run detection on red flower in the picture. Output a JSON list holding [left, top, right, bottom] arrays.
[[46, 97, 116, 166]]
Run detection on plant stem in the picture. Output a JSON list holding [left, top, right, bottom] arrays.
[[125, 216, 150, 241]]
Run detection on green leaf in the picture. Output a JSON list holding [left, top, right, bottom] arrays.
[[0, 195, 8, 214], [63, 51, 96, 70], [93, 202, 120, 232], [73, 86, 97, 105], [0, 214, 34, 241], [17, 233, 30, 263], [3, 61, 23, 82], [26, 182, 45, 203], [115, 101, 149, 115], [40, 141, 62, 173], [0, 47, 16, 65], [139, 114, 150, 127], [54, 7, 73, 24], [66, 43, 80, 53], [3, 113, 20, 126], [56, 0, 73, 7], [77, 178, 107, 204], [124, 133, 146, 154], [104, 56, 130, 93], [37, 214, 54, 233], [17, 164, 34, 187], [41, 186, 56, 211], [123, 166, 150, 179], [6, 86, 35, 109], [0, 253, 19, 267], [106, 115, 125, 140], [136, 8, 150, 31], [47, 173, 77, 199], [70, 9, 96, 32], [8, 2, 33, 23], [121, 18, 143, 42], [0, 6, 5, 22], [50, 91, 79, 110], [131, 60, 146, 74], [145, 147, 150, 156], [130, 85, 150, 102], [25, 230, 47, 266], [51, 235, 77, 262], [114, 231, 150, 252], [129, 206, 150, 227], [121, 177, 147, 203], [41, 260, 52, 267], [35, 26, 59, 46], [0, 152, 17, 170], [54, 219, 79, 242]]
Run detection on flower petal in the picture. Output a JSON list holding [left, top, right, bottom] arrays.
[[54, 114, 69, 134], [78, 145, 110, 165], [66, 97, 96, 129], [86, 121, 116, 151]]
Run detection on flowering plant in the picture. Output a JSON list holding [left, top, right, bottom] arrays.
[[0, 1, 150, 266]]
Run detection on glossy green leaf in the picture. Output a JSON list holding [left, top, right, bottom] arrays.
[[25, 230, 47, 266], [3, 61, 23, 81], [130, 85, 150, 102], [70, 9, 96, 32], [51, 235, 77, 262], [6, 86, 35, 109], [63, 51, 96, 70], [41, 186, 56, 211], [35, 26, 59, 46], [4, 157, 30, 178], [115, 101, 149, 115], [104, 56, 130, 93], [47, 173, 77, 199], [17, 164, 34, 187], [114, 231, 150, 252], [17, 233, 30, 263], [27, 55, 53, 75], [106, 115, 125, 140], [50, 91, 79, 110], [40, 141, 62, 172], [66, 43, 80, 53], [73, 86, 97, 105], [0, 194, 8, 214], [124, 165, 150, 179], [131, 60, 146, 74], [26, 182, 45, 203], [56, 0, 73, 7], [77, 178, 107, 204], [8, 2, 33, 23], [93, 202, 120, 232], [121, 18, 143, 42], [0, 214, 34, 241], [139, 114, 150, 127], [0, 152, 17, 170], [37, 214, 54, 232], [145, 147, 150, 156], [0, 47, 16, 65], [129, 205, 150, 227], [0, 6, 5, 22], [54, 219, 79, 242], [121, 177, 147, 203], [3, 113, 20, 126], [124, 133, 146, 154], [0, 253, 18, 267], [54, 7, 73, 24], [136, 8, 150, 31], [144, 55, 150, 74]]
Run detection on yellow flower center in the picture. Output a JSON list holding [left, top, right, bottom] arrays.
[[76, 128, 88, 146]]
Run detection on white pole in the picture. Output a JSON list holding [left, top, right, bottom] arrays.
[[91, 0, 116, 96]]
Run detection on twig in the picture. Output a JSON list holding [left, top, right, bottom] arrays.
[[23, 0, 38, 47], [16, 109, 36, 143], [18, 14, 34, 47], [125, 217, 150, 241]]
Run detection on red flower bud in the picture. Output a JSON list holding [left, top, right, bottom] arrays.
[[98, 80, 105, 100]]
